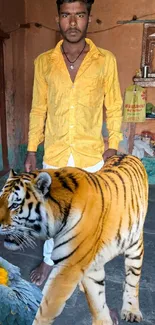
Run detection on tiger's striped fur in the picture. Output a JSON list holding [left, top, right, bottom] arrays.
[[0, 155, 148, 325]]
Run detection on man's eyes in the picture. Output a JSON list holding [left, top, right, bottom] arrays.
[[61, 14, 85, 18], [77, 14, 85, 18], [61, 14, 68, 18]]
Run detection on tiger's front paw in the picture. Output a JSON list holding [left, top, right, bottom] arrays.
[[121, 309, 143, 323], [92, 310, 119, 325], [92, 320, 113, 325]]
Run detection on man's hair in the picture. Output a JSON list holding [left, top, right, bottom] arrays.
[[56, 0, 94, 16]]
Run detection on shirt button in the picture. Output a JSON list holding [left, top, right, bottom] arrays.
[[70, 144, 73, 147], [71, 105, 74, 109], [70, 125, 74, 128]]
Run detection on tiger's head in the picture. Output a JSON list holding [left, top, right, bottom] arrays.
[[0, 167, 80, 251], [0, 169, 54, 251]]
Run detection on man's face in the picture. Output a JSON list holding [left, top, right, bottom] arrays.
[[57, 1, 91, 43]]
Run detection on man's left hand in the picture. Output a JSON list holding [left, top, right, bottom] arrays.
[[103, 149, 117, 162]]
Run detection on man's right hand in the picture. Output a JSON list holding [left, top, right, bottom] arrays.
[[25, 152, 36, 172]]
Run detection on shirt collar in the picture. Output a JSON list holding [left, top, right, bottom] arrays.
[[50, 38, 104, 60]]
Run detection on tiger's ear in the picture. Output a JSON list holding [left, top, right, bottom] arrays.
[[35, 172, 52, 196], [9, 169, 17, 178]]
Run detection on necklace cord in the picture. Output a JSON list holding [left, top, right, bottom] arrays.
[[62, 42, 86, 64]]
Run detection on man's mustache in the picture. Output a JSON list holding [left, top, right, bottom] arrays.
[[67, 28, 81, 32]]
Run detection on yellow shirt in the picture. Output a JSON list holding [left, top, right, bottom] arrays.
[[28, 38, 123, 168]]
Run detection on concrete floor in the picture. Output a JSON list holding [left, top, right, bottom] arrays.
[[0, 183, 155, 325]]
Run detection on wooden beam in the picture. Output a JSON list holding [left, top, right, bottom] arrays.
[[0, 31, 10, 173], [117, 20, 155, 25], [128, 123, 136, 154], [0, 169, 9, 177], [0, 29, 9, 39]]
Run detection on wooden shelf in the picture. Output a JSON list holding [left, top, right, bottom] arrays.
[[117, 20, 155, 25], [128, 119, 155, 153], [133, 77, 155, 87]]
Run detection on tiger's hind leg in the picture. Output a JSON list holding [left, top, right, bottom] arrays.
[[82, 267, 114, 325], [121, 234, 144, 322]]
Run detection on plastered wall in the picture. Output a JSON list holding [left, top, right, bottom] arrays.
[[1, 0, 155, 165]]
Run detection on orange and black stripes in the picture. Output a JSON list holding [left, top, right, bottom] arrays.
[[0, 155, 148, 325]]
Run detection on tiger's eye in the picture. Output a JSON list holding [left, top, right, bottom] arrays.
[[10, 203, 19, 210]]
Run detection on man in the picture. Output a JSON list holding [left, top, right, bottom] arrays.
[[25, 0, 123, 291]]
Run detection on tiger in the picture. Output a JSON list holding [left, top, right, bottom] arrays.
[[0, 155, 148, 325]]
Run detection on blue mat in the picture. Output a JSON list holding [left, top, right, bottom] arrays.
[[142, 157, 155, 185]]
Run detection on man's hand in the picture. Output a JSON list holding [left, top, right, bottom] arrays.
[[103, 149, 117, 162], [25, 152, 36, 172]]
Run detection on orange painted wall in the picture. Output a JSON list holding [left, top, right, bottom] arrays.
[[90, 1, 155, 94], [1, 0, 155, 151], [90, 0, 155, 139], [24, 0, 155, 143], [24, 0, 58, 138]]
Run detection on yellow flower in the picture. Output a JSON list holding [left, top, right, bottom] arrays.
[[0, 267, 8, 286]]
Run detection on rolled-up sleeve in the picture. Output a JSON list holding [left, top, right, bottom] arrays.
[[104, 55, 123, 150], [27, 55, 48, 152]]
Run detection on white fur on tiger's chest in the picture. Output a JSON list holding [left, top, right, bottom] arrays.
[[51, 209, 82, 261]]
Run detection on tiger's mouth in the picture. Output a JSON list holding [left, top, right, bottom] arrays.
[[0, 225, 22, 251], [4, 234, 22, 251], [0, 225, 37, 251], [0, 224, 15, 235]]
